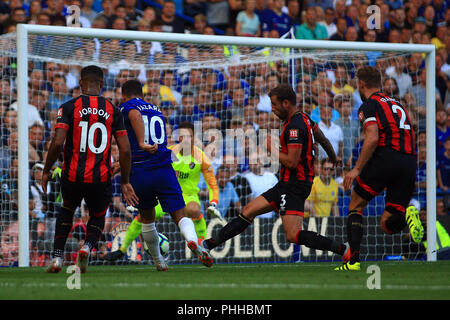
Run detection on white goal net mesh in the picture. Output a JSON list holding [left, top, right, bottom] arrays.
[[0, 32, 428, 267]]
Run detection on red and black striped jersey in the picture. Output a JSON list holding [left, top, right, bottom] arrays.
[[279, 112, 317, 185], [358, 92, 416, 155], [55, 95, 127, 184]]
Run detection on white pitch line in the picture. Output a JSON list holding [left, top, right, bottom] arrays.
[[1, 282, 449, 291]]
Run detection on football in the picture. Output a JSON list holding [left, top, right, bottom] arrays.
[[158, 233, 170, 256], [143, 233, 170, 257]]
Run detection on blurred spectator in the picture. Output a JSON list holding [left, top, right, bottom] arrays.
[[306, 0, 333, 11], [0, 157, 19, 213], [243, 152, 278, 218], [235, 0, 261, 37], [437, 105, 450, 155], [28, 123, 45, 162], [385, 56, 413, 98], [123, 0, 143, 30], [310, 91, 340, 123], [29, 162, 46, 224], [261, 0, 291, 38], [295, 6, 327, 40], [184, 0, 206, 18], [0, 221, 19, 266], [170, 91, 200, 127], [8, 98, 44, 128], [320, 7, 336, 38], [436, 54, 448, 102], [317, 104, 343, 160], [216, 166, 241, 218], [3, 7, 27, 27], [257, 72, 278, 112], [0, 78, 12, 108], [47, 73, 71, 110], [140, 6, 157, 26], [161, 69, 182, 105], [143, 77, 177, 106], [191, 13, 207, 34], [437, 136, 450, 193], [332, 64, 354, 96], [305, 158, 339, 217], [222, 153, 252, 214], [94, 0, 116, 28], [386, 0, 404, 11], [404, 5, 418, 29], [329, 16, 346, 40], [344, 4, 359, 29], [1, 108, 16, 147], [230, 87, 246, 118], [390, 7, 406, 30], [423, 5, 437, 35], [411, 67, 427, 108], [206, 0, 229, 31], [43, 0, 66, 24], [80, 0, 98, 24], [229, 0, 245, 31], [334, 96, 359, 165], [415, 144, 427, 207], [287, 0, 301, 27], [160, 0, 185, 33], [344, 25, 358, 41], [382, 77, 401, 101]]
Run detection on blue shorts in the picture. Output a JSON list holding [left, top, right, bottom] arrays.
[[130, 163, 185, 212]]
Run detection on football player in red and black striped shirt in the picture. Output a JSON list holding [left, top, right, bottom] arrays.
[[203, 84, 348, 258], [336, 66, 419, 271], [42, 65, 138, 273]]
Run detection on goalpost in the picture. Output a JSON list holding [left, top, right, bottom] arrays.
[[11, 23, 436, 267]]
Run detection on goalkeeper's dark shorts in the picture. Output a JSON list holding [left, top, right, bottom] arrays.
[[261, 181, 312, 217], [354, 147, 417, 215]]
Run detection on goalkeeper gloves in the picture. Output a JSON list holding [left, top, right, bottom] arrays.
[[207, 202, 224, 221]]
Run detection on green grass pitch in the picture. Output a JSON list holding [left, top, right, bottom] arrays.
[[1, 261, 449, 300]]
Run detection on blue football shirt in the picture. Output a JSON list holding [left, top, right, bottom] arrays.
[[119, 98, 172, 168]]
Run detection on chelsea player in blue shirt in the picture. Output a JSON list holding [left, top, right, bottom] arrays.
[[115, 79, 213, 270]]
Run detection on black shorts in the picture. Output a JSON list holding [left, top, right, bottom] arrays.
[[354, 147, 417, 215], [261, 181, 312, 217], [61, 178, 112, 217]]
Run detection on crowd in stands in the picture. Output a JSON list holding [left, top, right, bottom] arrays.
[[0, 0, 449, 266]]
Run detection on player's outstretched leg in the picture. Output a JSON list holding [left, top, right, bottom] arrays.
[[46, 206, 76, 273], [171, 208, 213, 267], [141, 222, 168, 271], [203, 196, 270, 251], [77, 211, 106, 273], [185, 201, 207, 244], [335, 210, 362, 271], [203, 214, 252, 251], [405, 206, 424, 243], [139, 208, 168, 271], [104, 216, 142, 261]]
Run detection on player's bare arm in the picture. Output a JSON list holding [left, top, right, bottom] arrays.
[[115, 133, 139, 207], [42, 127, 67, 194], [128, 108, 158, 154], [343, 123, 379, 190], [313, 127, 337, 164], [279, 145, 302, 170]]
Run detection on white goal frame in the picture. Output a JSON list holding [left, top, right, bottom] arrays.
[[15, 24, 437, 266]]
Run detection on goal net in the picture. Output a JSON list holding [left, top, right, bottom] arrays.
[[0, 27, 435, 267]]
